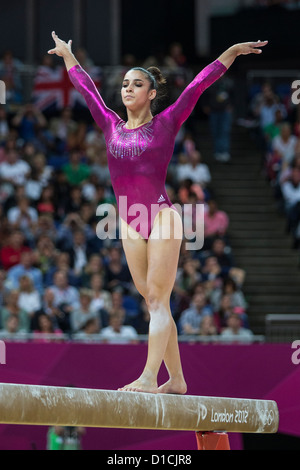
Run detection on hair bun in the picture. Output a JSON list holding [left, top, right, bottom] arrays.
[[147, 66, 167, 86]]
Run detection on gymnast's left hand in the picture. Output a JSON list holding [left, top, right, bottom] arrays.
[[234, 40, 268, 56]]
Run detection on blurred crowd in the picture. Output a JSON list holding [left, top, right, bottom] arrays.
[[0, 46, 254, 345], [246, 78, 300, 251]]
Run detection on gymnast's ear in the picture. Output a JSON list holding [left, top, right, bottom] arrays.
[[149, 88, 157, 101]]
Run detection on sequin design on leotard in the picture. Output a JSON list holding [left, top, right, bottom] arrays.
[[68, 60, 227, 239], [108, 121, 154, 159]]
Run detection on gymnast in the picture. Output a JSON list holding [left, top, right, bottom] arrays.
[[48, 32, 267, 394]]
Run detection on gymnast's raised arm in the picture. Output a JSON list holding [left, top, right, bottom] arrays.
[[162, 40, 268, 134], [217, 40, 268, 69], [47, 31, 119, 132]]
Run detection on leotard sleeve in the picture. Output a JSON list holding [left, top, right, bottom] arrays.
[[161, 59, 227, 134], [68, 64, 120, 133]]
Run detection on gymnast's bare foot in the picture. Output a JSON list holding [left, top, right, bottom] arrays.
[[157, 377, 187, 395], [118, 375, 159, 393]]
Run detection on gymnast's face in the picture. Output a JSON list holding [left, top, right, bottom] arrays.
[[121, 70, 156, 111]]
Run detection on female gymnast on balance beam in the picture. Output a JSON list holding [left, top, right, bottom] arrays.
[[48, 32, 267, 394]]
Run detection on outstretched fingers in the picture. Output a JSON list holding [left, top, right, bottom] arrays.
[[47, 31, 72, 56], [251, 40, 268, 53]]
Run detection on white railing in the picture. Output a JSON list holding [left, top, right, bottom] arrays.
[[0, 332, 265, 344]]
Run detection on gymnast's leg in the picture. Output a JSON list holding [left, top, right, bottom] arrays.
[[119, 210, 186, 394]]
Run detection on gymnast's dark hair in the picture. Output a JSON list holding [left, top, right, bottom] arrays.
[[130, 66, 167, 113]]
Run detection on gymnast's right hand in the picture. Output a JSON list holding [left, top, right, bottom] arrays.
[[48, 31, 73, 57]]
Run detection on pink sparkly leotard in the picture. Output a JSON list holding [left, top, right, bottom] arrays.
[[68, 59, 227, 239]]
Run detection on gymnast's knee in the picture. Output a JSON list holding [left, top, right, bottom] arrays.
[[145, 287, 168, 312]]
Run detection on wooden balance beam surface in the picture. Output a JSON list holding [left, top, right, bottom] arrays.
[[0, 383, 279, 433]]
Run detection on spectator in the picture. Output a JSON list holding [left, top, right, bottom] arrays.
[[73, 317, 101, 339], [210, 277, 248, 313], [259, 94, 285, 131], [33, 234, 58, 282], [70, 288, 100, 333], [6, 251, 43, 294], [199, 315, 218, 337], [47, 423, 85, 450], [62, 149, 91, 186], [250, 82, 274, 121], [51, 169, 72, 221], [29, 152, 53, 186], [7, 196, 39, 234], [89, 273, 112, 319], [0, 289, 29, 332], [33, 313, 63, 342], [204, 200, 229, 248], [17, 274, 41, 323], [56, 212, 89, 252], [203, 76, 234, 162], [84, 123, 106, 162], [220, 310, 253, 341], [31, 288, 60, 331], [0, 313, 20, 337], [11, 102, 47, 145], [263, 108, 284, 148], [0, 229, 31, 270], [176, 150, 211, 188], [200, 255, 226, 284], [36, 185, 56, 215], [0, 148, 30, 188], [64, 186, 87, 214], [281, 164, 300, 246], [213, 293, 233, 332], [48, 270, 80, 332], [111, 289, 140, 327], [24, 169, 44, 203], [107, 289, 126, 318], [280, 154, 300, 186], [3, 183, 26, 214], [175, 258, 202, 294], [67, 228, 90, 276], [209, 237, 233, 270], [271, 122, 298, 172], [88, 146, 111, 187], [33, 217, 58, 248], [49, 106, 78, 154], [104, 245, 132, 293], [178, 292, 213, 335], [81, 254, 104, 288], [44, 251, 80, 288], [100, 311, 138, 344]]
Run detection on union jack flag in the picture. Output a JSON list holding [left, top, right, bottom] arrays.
[[32, 65, 101, 111]]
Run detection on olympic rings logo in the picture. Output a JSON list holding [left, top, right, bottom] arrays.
[[262, 409, 275, 426]]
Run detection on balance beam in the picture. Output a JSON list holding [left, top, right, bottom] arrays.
[[0, 383, 279, 434]]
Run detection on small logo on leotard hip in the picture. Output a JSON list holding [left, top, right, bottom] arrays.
[[157, 195, 166, 203]]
